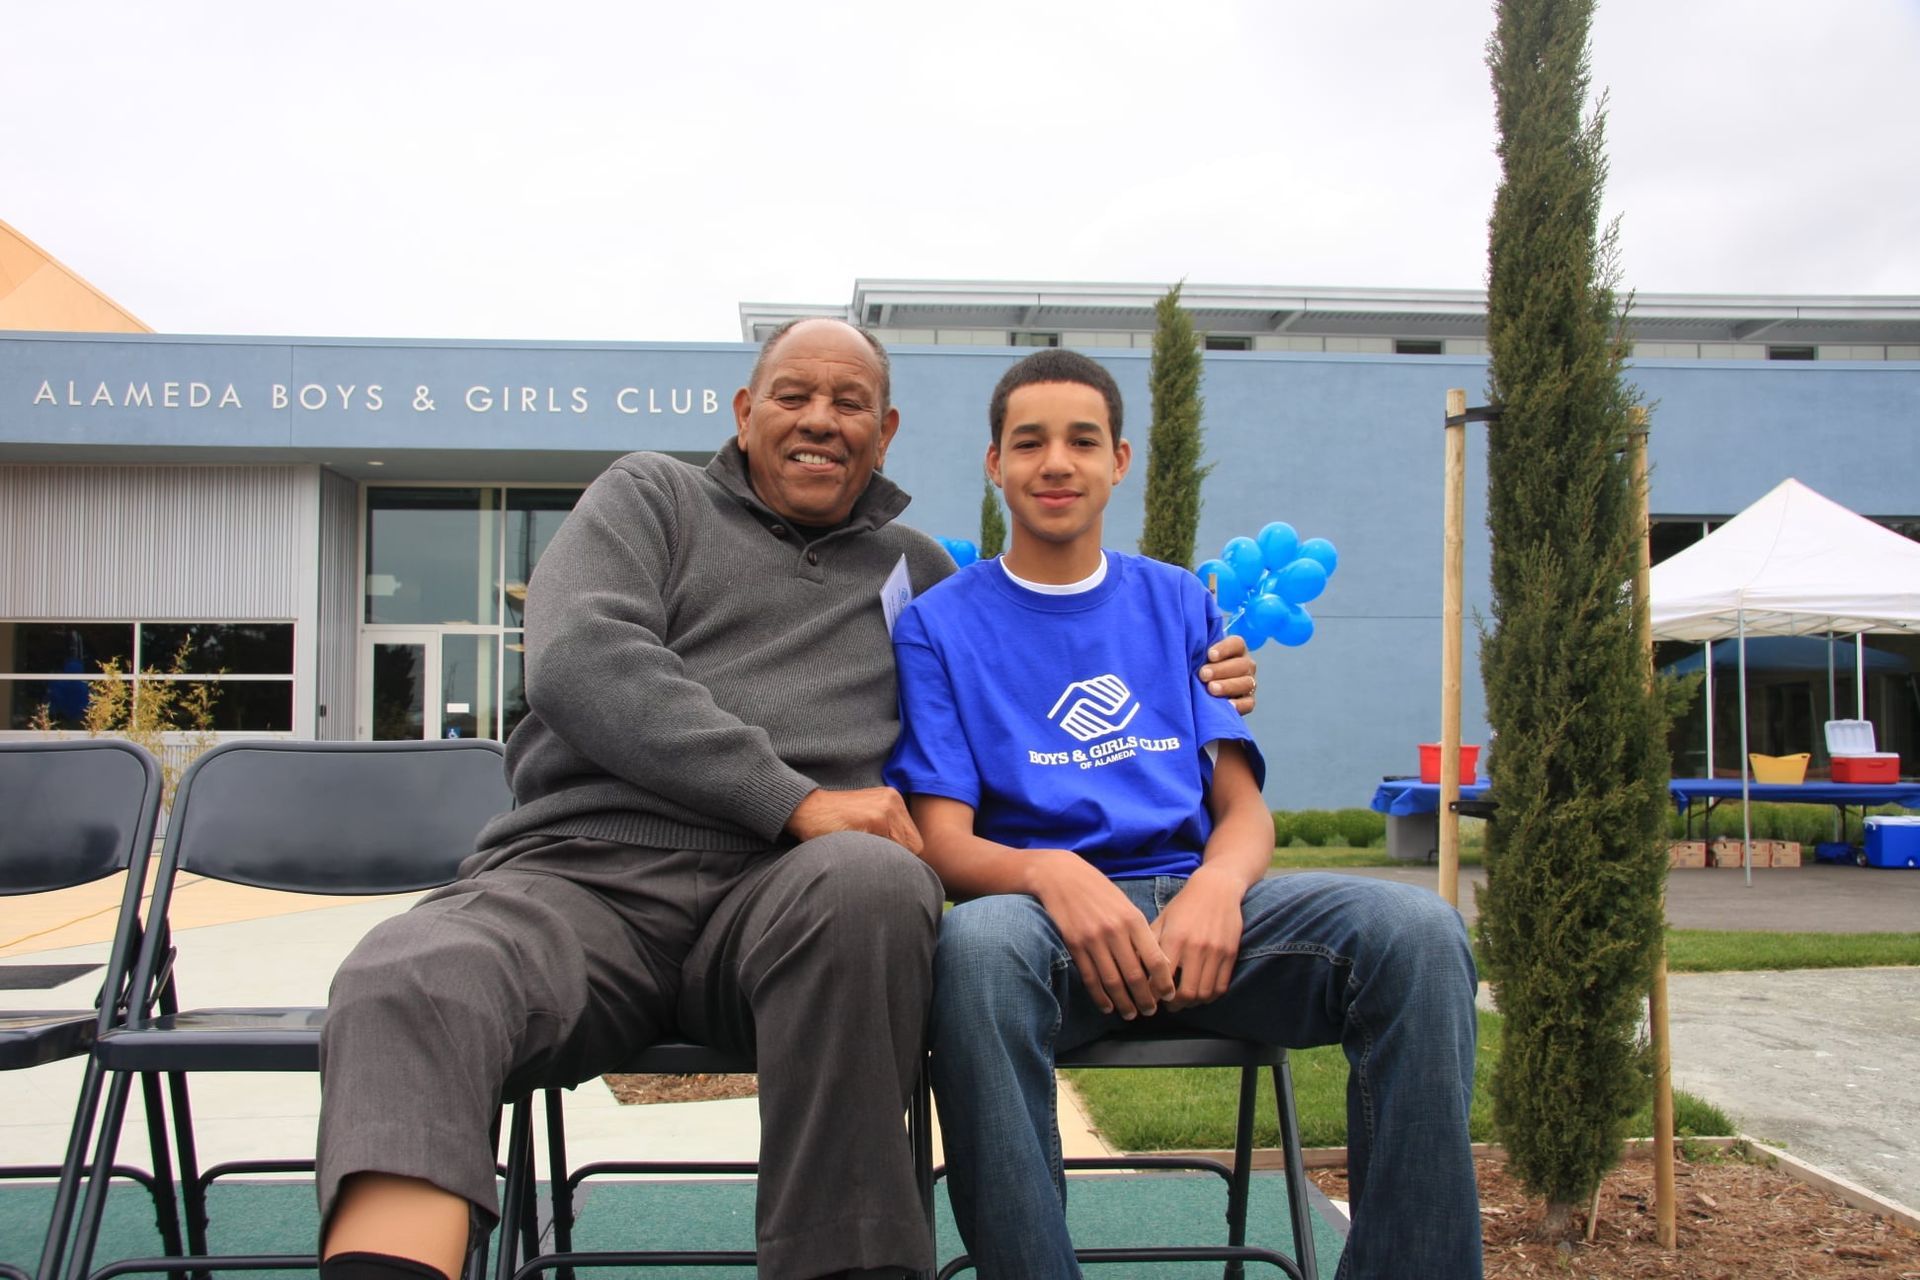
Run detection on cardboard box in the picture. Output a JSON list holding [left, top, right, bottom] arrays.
[[1769, 841, 1802, 868], [1831, 754, 1899, 784], [1709, 839, 1749, 868], [1863, 817, 1920, 869], [1668, 840, 1706, 869]]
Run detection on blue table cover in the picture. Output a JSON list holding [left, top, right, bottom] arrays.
[[1370, 777, 1920, 817]]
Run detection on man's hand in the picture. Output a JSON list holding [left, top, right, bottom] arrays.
[[1151, 866, 1249, 1009], [1026, 850, 1175, 1020], [1200, 635, 1259, 715], [786, 786, 923, 854]]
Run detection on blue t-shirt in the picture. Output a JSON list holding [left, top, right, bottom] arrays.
[[884, 550, 1265, 879]]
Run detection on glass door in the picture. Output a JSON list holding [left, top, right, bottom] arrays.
[[361, 630, 442, 740], [359, 630, 503, 741]]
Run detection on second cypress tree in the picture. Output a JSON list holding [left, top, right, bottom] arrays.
[[1139, 283, 1210, 568]]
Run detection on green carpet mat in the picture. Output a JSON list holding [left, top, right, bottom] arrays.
[[3, 1172, 1345, 1278]]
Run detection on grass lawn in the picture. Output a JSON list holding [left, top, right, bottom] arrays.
[[1665, 929, 1920, 971], [1068, 1008, 1733, 1151], [1269, 844, 1484, 870]]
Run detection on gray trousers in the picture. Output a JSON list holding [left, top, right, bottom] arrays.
[[316, 830, 943, 1278]]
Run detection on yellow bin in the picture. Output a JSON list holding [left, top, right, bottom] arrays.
[[1748, 752, 1810, 784]]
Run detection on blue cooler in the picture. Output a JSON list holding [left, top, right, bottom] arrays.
[[1862, 816, 1920, 869]]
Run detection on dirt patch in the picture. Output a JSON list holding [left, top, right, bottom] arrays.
[[1311, 1150, 1920, 1278], [604, 1072, 758, 1105]]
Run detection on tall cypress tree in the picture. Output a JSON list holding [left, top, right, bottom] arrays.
[[1139, 283, 1210, 567], [979, 473, 1007, 559], [1478, 0, 1671, 1235]]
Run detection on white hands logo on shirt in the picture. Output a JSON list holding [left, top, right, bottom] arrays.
[[1047, 674, 1141, 743]]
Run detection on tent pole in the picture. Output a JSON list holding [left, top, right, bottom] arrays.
[[1827, 633, 1838, 771], [1856, 634, 1866, 718], [1703, 640, 1714, 777], [1739, 610, 1752, 887]]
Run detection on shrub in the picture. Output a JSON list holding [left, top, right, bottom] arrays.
[[1334, 808, 1386, 848], [1270, 810, 1294, 848], [1288, 809, 1337, 848]]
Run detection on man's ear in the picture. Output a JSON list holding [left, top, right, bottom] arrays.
[[732, 387, 752, 449], [878, 405, 901, 458]]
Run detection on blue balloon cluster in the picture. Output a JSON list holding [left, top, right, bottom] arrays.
[[937, 537, 980, 567], [1194, 522, 1339, 649]]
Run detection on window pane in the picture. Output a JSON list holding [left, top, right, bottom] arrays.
[[440, 633, 499, 741], [0, 677, 114, 729], [503, 636, 529, 741], [0, 622, 133, 675], [366, 488, 501, 625], [504, 490, 582, 626], [140, 623, 294, 675], [186, 680, 294, 732], [371, 643, 427, 739]]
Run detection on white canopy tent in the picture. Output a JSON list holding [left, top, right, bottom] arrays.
[[1649, 477, 1920, 880]]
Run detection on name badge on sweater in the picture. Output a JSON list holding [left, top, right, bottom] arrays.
[[880, 555, 912, 635]]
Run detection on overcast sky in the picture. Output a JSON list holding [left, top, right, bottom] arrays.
[[7, 1, 1915, 342]]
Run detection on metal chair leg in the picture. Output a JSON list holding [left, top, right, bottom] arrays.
[[1221, 1065, 1260, 1280], [1271, 1057, 1318, 1280], [67, 1067, 142, 1280], [542, 1090, 574, 1280], [494, 1099, 534, 1280]]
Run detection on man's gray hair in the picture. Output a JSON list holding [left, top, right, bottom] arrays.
[[748, 318, 892, 413]]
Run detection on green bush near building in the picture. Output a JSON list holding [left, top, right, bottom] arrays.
[[1334, 808, 1385, 848], [1286, 809, 1336, 848]]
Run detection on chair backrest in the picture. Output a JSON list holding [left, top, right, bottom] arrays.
[[0, 739, 162, 896], [160, 739, 513, 894]]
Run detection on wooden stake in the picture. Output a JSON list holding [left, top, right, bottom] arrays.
[[1439, 389, 1466, 907], [1629, 408, 1678, 1250]]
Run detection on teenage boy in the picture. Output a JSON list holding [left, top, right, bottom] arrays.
[[884, 349, 1482, 1279]]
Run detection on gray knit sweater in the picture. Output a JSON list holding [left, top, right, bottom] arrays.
[[476, 442, 955, 855]]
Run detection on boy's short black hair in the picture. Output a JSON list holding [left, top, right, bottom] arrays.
[[988, 349, 1124, 445]]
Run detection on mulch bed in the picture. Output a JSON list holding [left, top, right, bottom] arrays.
[[1312, 1151, 1920, 1278], [603, 1072, 759, 1105]]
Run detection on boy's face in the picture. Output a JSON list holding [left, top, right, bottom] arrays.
[[987, 380, 1131, 554]]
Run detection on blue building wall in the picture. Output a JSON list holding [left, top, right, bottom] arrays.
[[5, 332, 1916, 806]]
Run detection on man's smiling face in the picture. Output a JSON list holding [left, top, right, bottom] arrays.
[[732, 320, 900, 526]]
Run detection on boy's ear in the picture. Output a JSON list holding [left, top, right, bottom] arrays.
[[985, 444, 1004, 488], [1112, 437, 1132, 482]]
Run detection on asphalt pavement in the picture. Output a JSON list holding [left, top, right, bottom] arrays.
[[1319, 860, 1920, 932]]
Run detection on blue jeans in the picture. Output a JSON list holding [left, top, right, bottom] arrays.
[[930, 873, 1482, 1280]]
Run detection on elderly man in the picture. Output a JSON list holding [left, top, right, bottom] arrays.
[[314, 319, 1255, 1280]]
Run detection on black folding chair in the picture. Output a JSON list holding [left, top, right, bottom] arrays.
[[493, 1045, 937, 1280], [934, 1027, 1321, 1280], [53, 739, 514, 1280], [2, 740, 182, 1280]]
